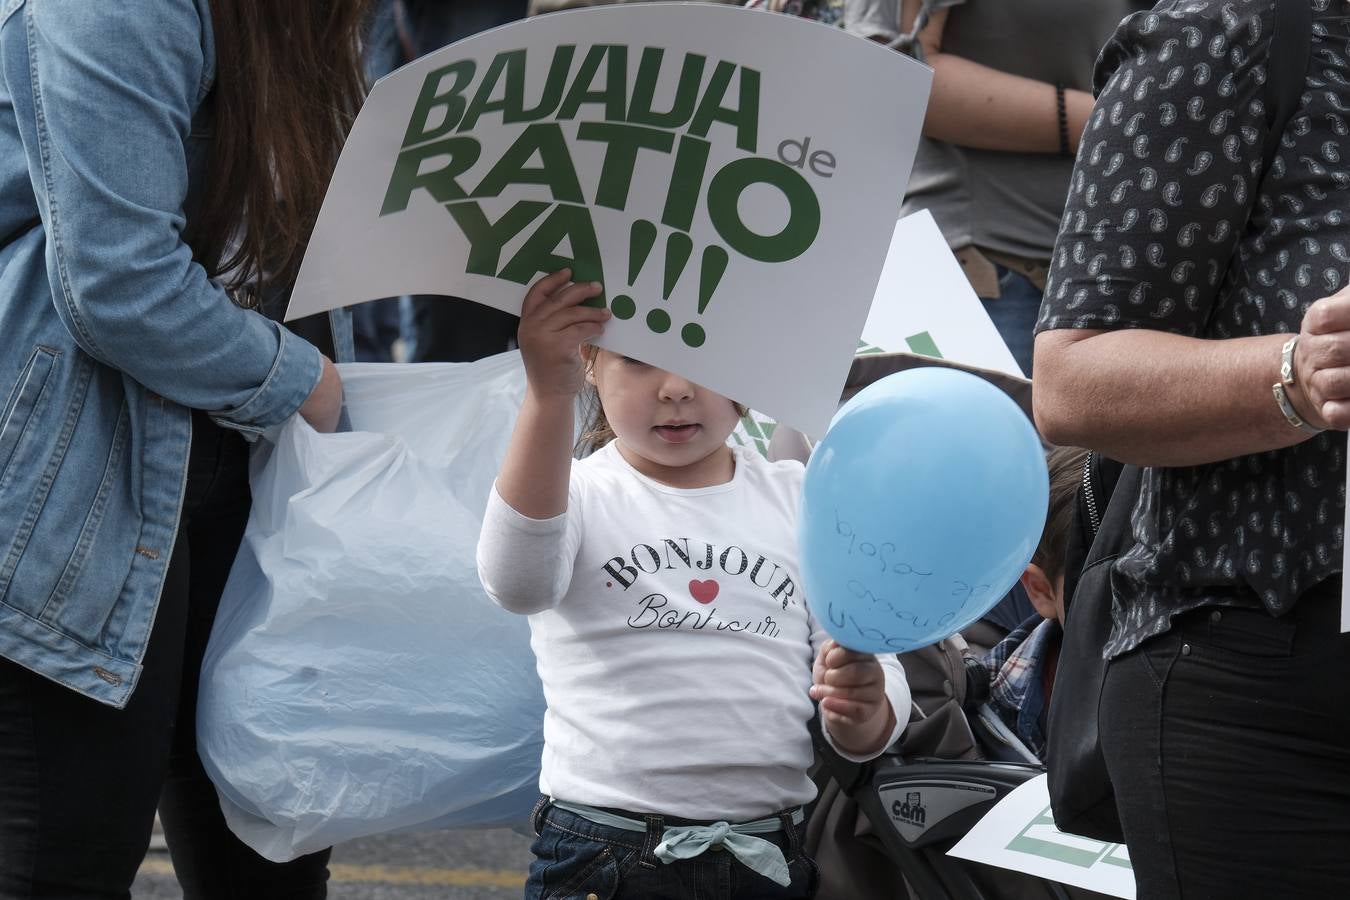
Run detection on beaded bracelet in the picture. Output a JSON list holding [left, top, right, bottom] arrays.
[[1055, 84, 1070, 156]]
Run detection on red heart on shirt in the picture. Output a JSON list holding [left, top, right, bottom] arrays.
[[689, 579, 719, 604]]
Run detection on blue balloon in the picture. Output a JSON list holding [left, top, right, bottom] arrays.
[[799, 367, 1049, 654]]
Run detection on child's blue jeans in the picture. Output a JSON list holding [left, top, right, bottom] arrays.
[[525, 798, 819, 900]]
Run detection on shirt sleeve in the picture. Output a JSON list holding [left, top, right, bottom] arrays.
[[1037, 2, 1274, 338], [19, 1, 321, 429], [808, 612, 913, 763], [477, 480, 585, 615]]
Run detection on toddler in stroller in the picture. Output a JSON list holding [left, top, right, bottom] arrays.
[[771, 353, 1106, 899]]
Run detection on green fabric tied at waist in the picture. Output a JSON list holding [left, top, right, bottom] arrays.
[[551, 800, 805, 887]]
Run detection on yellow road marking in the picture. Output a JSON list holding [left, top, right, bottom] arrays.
[[138, 858, 526, 888]]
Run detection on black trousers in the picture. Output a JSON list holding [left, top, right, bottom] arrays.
[[1100, 581, 1350, 899], [0, 414, 330, 899]]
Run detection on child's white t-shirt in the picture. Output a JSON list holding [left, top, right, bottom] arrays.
[[477, 441, 910, 822]]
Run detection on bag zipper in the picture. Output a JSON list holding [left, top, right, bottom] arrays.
[[1081, 450, 1102, 538]]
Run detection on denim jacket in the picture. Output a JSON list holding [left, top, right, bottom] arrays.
[[0, 0, 352, 707]]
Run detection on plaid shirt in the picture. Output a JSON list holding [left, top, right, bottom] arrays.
[[983, 615, 1062, 762]]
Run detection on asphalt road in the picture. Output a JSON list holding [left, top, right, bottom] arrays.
[[132, 827, 535, 900]]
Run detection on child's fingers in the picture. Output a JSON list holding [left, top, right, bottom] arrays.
[[820, 658, 884, 688], [545, 279, 604, 313], [546, 304, 611, 334], [820, 696, 879, 723], [813, 639, 838, 671], [810, 681, 884, 704], [522, 269, 574, 317], [825, 643, 872, 668], [561, 319, 607, 346]]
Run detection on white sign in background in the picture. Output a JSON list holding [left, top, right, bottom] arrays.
[[286, 4, 931, 436], [861, 210, 1023, 379], [732, 211, 1023, 457], [948, 774, 1136, 900]]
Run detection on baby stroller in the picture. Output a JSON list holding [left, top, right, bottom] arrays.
[[771, 352, 1099, 900], [806, 635, 1078, 900]]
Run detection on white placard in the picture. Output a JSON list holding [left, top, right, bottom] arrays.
[[731, 211, 1022, 456], [286, 4, 931, 436], [861, 210, 1023, 378], [948, 774, 1136, 899]]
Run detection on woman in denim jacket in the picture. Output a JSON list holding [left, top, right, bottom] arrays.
[[0, 1, 367, 896]]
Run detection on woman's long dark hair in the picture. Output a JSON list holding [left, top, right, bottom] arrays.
[[185, 0, 370, 298]]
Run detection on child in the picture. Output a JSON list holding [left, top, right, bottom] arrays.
[[983, 445, 1088, 762], [477, 270, 911, 899]]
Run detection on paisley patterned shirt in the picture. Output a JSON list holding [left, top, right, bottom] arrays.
[[1038, 0, 1347, 656]]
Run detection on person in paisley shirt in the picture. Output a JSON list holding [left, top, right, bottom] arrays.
[[1035, 1, 1350, 895]]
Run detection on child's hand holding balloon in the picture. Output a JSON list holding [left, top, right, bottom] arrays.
[[809, 639, 896, 757]]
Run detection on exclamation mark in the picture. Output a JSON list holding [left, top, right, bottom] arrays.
[[681, 246, 728, 348], [611, 220, 657, 321], [648, 233, 692, 334]]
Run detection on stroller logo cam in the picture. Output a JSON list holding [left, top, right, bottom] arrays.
[[894, 791, 926, 827]]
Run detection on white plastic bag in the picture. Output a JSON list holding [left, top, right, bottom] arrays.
[[197, 353, 543, 862]]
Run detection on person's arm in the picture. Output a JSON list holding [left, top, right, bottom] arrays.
[[853, 0, 1094, 154], [1034, 326, 1338, 467], [20, 2, 332, 431], [477, 270, 608, 614], [1031, 3, 1344, 466], [495, 270, 606, 518], [297, 358, 345, 434], [477, 483, 578, 614], [1036, 330, 1289, 465]]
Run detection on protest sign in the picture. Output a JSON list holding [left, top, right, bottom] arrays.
[[286, 4, 931, 435], [948, 774, 1136, 899], [861, 211, 1023, 378]]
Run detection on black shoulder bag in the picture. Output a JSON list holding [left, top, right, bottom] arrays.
[[1044, 0, 1312, 843]]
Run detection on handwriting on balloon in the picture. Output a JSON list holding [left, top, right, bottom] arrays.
[[833, 509, 933, 583], [832, 508, 992, 639], [825, 600, 915, 652]]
